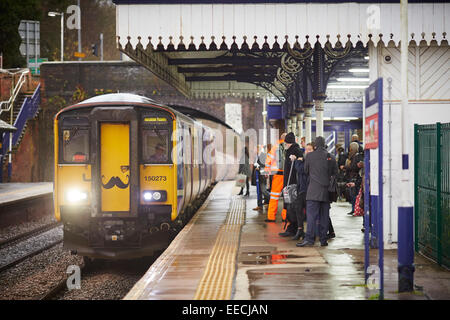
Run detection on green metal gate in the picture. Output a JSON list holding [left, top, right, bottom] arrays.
[[414, 122, 450, 269]]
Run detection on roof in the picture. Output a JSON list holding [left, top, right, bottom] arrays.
[[116, 2, 449, 49], [168, 104, 234, 130], [57, 93, 215, 126], [76, 93, 157, 105]]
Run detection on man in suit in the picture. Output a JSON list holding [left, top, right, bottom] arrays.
[[297, 136, 337, 247]]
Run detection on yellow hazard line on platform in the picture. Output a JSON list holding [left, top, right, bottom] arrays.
[[194, 197, 245, 300]]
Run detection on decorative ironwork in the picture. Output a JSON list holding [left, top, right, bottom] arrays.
[[276, 68, 294, 86], [281, 52, 302, 74], [286, 36, 314, 61], [324, 34, 352, 59], [118, 34, 368, 105]]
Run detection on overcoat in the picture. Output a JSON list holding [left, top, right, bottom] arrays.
[[304, 146, 337, 202]]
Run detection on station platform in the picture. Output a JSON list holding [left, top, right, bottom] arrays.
[[125, 181, 450, 300], [0, 183, 52, 206], [0, 183, 53, 228]]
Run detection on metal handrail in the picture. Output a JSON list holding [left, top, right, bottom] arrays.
[[0, 69, 30, 116], [12, 83, 40, 146], [1, 84, 40, 156]]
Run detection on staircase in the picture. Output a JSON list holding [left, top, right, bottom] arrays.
[[1, 92, 31, 145], [0, 83, 41, 180]]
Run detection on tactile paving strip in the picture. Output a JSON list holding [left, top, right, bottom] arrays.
[[194, 196, 245, 300]]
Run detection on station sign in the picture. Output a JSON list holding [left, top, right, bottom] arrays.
[[28, 58, 48, 75], [364, 80, 381, 150]]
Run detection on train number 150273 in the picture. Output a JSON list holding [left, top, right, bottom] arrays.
[[144, 176, 167, 182]]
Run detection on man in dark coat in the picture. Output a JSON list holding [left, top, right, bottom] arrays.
[[287, 142, 313, 241], [297, 136, 337, 247], [278, 132, 303, 237]]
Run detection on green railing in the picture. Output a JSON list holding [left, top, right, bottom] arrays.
[[414, 122, 450, 269]]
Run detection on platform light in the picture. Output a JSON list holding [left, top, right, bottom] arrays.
[[349, 68, 370, 73], [337, 77, 370, 82], [66, 189, 87, 203], [364, 56, 369, 60], [48, 11, 64, 61]]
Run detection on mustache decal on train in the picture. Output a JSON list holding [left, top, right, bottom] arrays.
[[101, 175, 130, 189]]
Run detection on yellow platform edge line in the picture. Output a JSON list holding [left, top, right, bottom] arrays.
[[194, 196, 245, 300]]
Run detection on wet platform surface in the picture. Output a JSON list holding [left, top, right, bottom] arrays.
[[0, 183, 53, 206], [126, 182, 450, 300]]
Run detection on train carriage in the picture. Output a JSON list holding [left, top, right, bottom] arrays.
[[54, 93, 217, 260]]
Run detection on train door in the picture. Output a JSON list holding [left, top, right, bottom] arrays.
[[176, 121, 185, 214], [197, 127, 203, 195], [200, 127, 207, 193], [192, 126, 200, 199], [100, 123, 130, 212], [183, 124, 193, 205]]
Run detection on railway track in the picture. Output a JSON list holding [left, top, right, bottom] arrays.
[[0, 223, 63, 273], [0, 239, 63, 273], [39, 263, 86, 300], [0, 221, 61, 249]]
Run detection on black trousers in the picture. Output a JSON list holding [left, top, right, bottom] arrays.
[[257, 173, 270, 206], [285, 192, 306, 233]]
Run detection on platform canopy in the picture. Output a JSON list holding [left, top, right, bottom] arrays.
[[113, 1, 448, 102], [115, 1, 448, 48]]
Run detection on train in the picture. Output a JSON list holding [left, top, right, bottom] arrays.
[[54, 93, 239, 261]]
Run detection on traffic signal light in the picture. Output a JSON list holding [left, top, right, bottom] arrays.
[[91, 43, 98, 57]]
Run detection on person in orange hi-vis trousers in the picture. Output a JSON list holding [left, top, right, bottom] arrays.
[[264, 133, 287, 222]]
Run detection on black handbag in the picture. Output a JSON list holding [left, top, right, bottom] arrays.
[[282, 162, 298, 204], [327, 153, 338, 203], [251, 167, 257, 186], [328, 175, 338, 203]]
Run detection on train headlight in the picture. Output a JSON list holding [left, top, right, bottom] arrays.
[[143, 191, 153, 201], [142, 190, 166, 202], [66, 189, 88, 203], [152, 191, 162, 201]]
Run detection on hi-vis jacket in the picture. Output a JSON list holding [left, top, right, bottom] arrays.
[[265, 139, 285, 175]]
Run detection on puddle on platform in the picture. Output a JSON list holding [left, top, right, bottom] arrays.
[[240, 252, 306, 265], [239, 246, 306, 265]]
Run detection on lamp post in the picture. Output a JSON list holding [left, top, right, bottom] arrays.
[[48, 11, 64, 61]]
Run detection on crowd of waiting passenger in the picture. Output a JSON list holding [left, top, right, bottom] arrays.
[[237, 132, 365, 247]]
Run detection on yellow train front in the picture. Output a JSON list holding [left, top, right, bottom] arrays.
[[54, 93, 215, 259]]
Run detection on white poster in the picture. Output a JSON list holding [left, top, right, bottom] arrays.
[[225, 103, 243, 134]]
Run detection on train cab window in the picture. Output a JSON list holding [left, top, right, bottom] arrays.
[[62, 127, 90, 163], [142, 128, 171, 163], [60, 117, 90, 164]]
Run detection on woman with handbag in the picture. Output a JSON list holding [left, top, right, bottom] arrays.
[[344, 142, 363, 215], [237, 146, 251, 196], [278, 132, 303, 238]]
